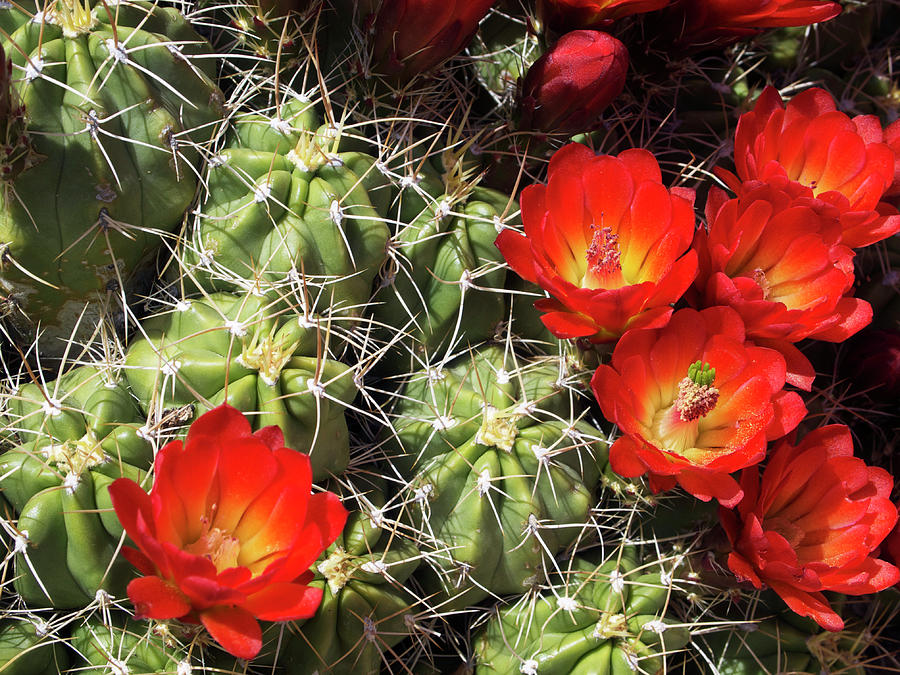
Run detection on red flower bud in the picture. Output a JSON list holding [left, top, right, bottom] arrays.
[[537, 0, 671, 31], [366, 0, 496, 81], [518, 30, 628, 135]]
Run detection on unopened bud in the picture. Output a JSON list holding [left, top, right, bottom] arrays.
[[517, 30, 628, 136]]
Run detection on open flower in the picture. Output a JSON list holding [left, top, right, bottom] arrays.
[[692, 179, 871, 389], [721, 425, 900, 630], [725, 86, 900, 248], [591, 307, 806, 506], [365, 0, 496, 81], [674, 0, 841, 43], [496, 142, 697, 342], [537, 0, 671, 31], [517, 30, 629, 135], [108, 405, 348, 659]]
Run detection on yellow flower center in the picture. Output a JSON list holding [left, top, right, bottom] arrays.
[[185, 514, 241, 572], [649, 361, 719, 458]]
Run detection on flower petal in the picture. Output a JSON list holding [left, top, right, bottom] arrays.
[[200, 605, 263, 660], [127, 576, 191, 620]]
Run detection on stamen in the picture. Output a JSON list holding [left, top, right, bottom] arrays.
[[675, 361, 719, 421], [752, 268, 771, 300], [585, 225, 621, 276]]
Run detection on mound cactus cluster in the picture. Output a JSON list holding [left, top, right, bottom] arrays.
[[2, 0, 900, 673]]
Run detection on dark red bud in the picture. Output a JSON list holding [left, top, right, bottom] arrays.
[[517, 30, 628, 135]]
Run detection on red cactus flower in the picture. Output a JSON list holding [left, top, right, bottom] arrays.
[[518, 30, 629, 135], [365, 0, 496, 81], [108, 405, 348, 659], [675, 0, 841, 43], [885, 119, 900, 198], [537, 0, 671, 31], [692, 179, 871, 389], [721, 425, 900, 631], [591, 307, 807, 507], [496, 143, 698, 342], [725, 86, 900, 248]]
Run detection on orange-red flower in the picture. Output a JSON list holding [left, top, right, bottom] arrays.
[[692, 179, 871, 389], [365, 0, 496, 81], [496, 143, 698, 342], [108, 405, 348, 659], [721, 425, 900, 631], [675, 0, 840, 43], [725, 86, 900, 248], [591, 307, 806, 506], [537, 0, 671, 31], [518, 30, 628, 135]]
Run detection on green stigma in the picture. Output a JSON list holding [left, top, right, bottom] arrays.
[[687, 360, 716, 388]]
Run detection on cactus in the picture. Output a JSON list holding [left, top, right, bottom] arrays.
[[371, 179, 512, 372], [70, 615, 194, 674], [178, 96, 391, 322], [383, 345, 606, 608], [0, 366, 151, 607], [0, 0, 224, 353], [0, 619, 69, 674], [277, 481, 422, 673], [473, 547, 690, 674], [124, 292, 357, 480]]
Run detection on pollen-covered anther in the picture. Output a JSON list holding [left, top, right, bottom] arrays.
[[585, 225, 621, 276], [752, 267, 771, 300], [675, 360, 719, 422], [184, 516, 241, 572]]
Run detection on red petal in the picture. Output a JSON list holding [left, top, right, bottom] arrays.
[[185, 404, 253, 446], [495, 229, 539, 284], [121, 546, 156, 576], [540, 310, 600, 339], [767, 581, 844, 632], [273, 492, 349, 583], [608, 437, 650, 478], [108, 478, 154, 546], [253, 425, 284, 450], [127, 576, 191, 620], [242, 582, 324, 621], [200, 606, 263, 660]]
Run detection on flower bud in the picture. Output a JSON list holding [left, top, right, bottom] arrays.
[[517, 30, 628, 135], [365, 0, 496, 81]]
